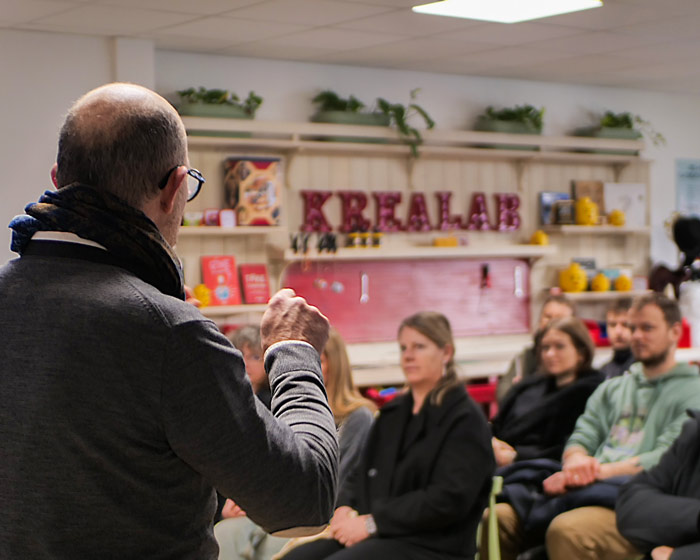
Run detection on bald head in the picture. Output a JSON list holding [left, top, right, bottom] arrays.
[[56, 83, 187, 209]]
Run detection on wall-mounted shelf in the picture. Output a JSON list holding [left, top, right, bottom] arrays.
[[179, 226, 284, 237], [554, 290, 650, 302], [183, 117, 646, 166], [543, 225, 650, 235], [199, 304, 267, 318], [276, 244, 557, 262]]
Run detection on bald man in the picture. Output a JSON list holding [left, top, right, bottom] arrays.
[[0, 84, 337, 559]]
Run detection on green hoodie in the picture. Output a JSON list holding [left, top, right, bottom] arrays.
[[565, 362, 700, 469]]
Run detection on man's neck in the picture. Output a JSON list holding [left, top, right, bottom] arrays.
[[642, 351, 677, 380]]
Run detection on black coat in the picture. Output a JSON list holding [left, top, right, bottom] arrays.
[[617, 410, 700, 560], [492, 369, 604, 462], [343, 385, 494, 559]]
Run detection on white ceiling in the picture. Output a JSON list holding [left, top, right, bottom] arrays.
[[4, 0, 700, 94]]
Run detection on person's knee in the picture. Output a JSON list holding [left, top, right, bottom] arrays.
[[546, 511, 582, 550]]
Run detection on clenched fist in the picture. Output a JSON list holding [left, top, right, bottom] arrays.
[[261, 289, 330, 354]]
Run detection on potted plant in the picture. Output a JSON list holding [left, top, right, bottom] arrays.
[[311, 89, 435, 156], [574, 111, 665, 153], [376, 89, 435, 158], [311, 90, 389, 127], [174, 87, 262, 138], [473, 104, 544, 150], [176, 87, 262, 119]]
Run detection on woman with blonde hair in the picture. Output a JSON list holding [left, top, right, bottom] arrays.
[[215, 328, 375, 560], [282, 311, 494, 560]]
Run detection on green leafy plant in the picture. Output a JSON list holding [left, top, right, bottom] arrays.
[[311, 89, 434, 157], [377, 89, 435, 157], [482, 104, 544, 133], [312, 90, 365, 113], [176, 87, 263, 117], [599, 110, 665, 146]]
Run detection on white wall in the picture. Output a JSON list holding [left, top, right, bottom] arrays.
[[157, 50, 700, 269], [0, 31, 153, 265], [1, 29, 698, 267]]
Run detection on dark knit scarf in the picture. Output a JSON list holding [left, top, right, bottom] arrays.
[[9, 184, 184, 299]]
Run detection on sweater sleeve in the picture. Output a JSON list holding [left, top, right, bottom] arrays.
[[335, 407, 373, 507], [617, 418, 700, 551], [161, 320, 338, 537], [670, 543, 700, 560], [371, 416, 494, 535], [637, 389, 700, 470]]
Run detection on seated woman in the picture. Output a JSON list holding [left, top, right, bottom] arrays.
[[215, 328, 376, 560], [491, 316, 604, 467], [281, 311, 494, 560]]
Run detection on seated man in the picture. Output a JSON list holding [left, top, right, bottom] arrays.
[[600, 297, 636, 379], [617, 410, 700, 560], [228, 325, 270, 408], [497, 294, 576, 402], [486, 292, 700, 560]]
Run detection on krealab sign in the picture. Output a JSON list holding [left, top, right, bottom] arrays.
[[300, 190, 521, 232]]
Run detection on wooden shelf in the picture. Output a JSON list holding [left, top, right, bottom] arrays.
[[179, 226, 284, 237], [543, 225, 650, 235], [277, 244, 557, 262], [183, 117, 646, 165], [200, 304, 267, 317], [554, 290, 651, 302]]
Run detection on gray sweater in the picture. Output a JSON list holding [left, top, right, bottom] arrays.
[[0, 242, 338, 559]]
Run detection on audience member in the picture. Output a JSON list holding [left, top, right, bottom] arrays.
[[229, 325, 271, 408], [215, 328, 376, 560], [497, 294, 576, 401], [491, 317, 603, 467], [485, 292, 700, 560], [600, 298, 636, 379], [0, 83, 337, 559], [281, 311, 494, 560], [617, 410, 700, 560]]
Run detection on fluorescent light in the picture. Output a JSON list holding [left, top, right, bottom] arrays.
[[412, 0, 603, 24]]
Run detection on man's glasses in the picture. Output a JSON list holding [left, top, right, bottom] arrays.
[[158, 166, 205, 202]]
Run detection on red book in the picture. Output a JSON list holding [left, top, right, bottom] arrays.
[[239, 264, 271, 304], [201, 256, 242, 306]]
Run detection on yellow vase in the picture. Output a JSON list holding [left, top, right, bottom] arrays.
[[591, 273, 611, 292], [576, 196, 599, 226], [530, 229, 549, 245], [615, 275, 633, 292], [560, 263, 588, 292]]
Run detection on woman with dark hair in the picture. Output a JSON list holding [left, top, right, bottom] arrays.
[[281, 311, 494, 560], [491, 316, 604, 467]]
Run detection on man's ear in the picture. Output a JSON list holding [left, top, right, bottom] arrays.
[[50, 163, 58, 188], [160, 166, 187, 214], [670, 321, 683, 343]]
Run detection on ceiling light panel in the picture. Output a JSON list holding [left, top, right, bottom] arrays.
[[412, 0, 603, 24]]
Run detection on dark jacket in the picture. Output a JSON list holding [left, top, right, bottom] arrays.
[[617, 410, 700, 560], [0, 241, 337, 560], [343, 385, 494, 559], [600, 348, 636, 380], [492, 368, 604, 462]]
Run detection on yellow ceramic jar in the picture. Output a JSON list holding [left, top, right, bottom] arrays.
[[575, 196, 599, 226], [559, 263, 588, 292]]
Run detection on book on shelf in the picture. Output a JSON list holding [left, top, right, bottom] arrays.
[[603, 183, 647, 227], [239, 264, 271, 304], [224, 157, 282, 226], [201, 255, 242, 306], [553, 199, 575, 225], [572, 180, 605, 213], [538, 191, 570, 225]]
